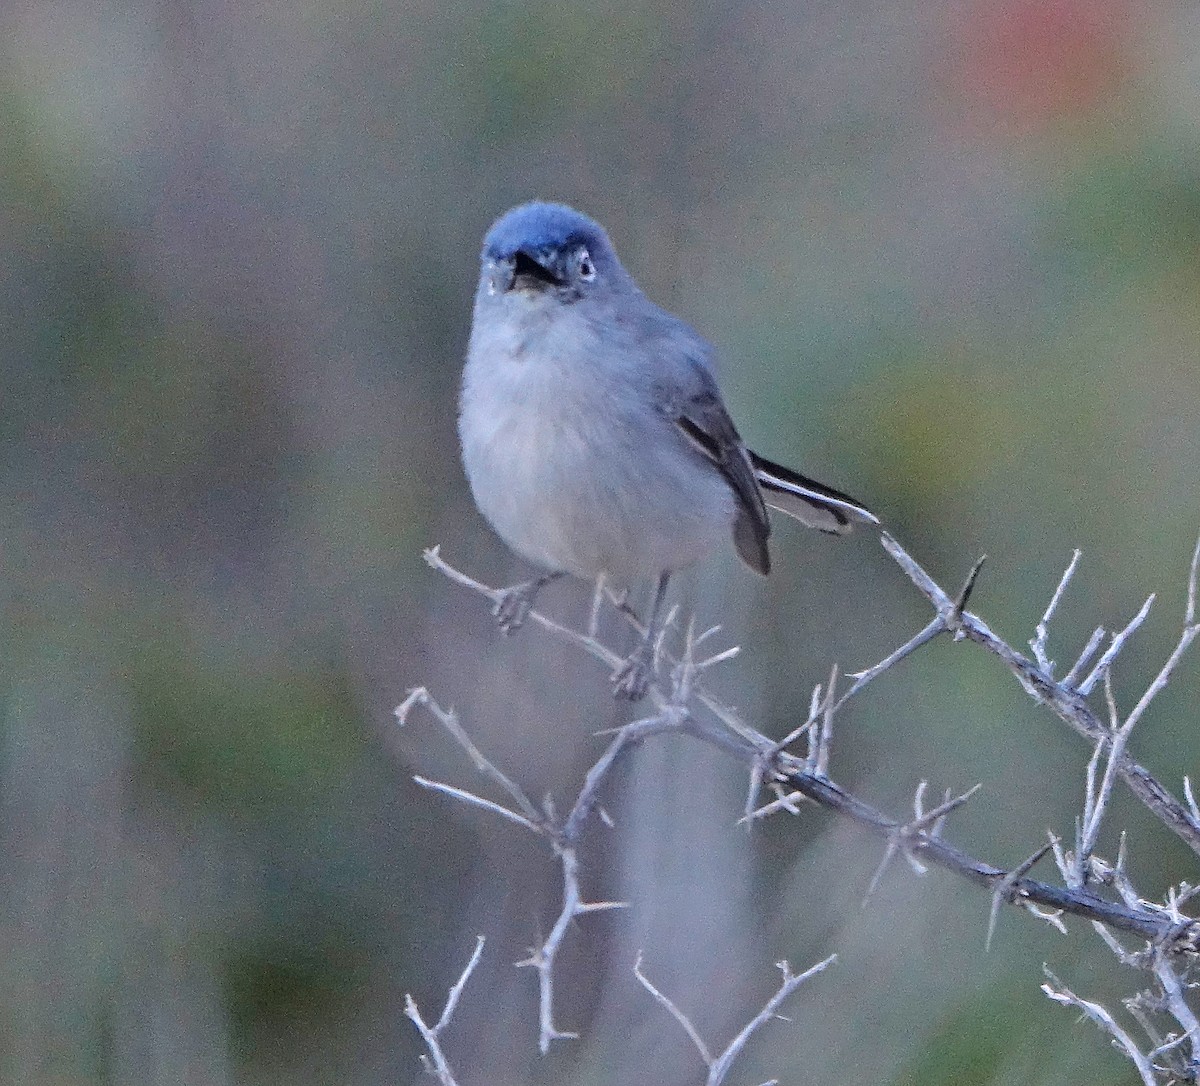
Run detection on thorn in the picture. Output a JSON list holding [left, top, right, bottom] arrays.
[[953, 555, 987, 621], [863, 841, 900, 905], [987, 842, 1054, 951], [913, 783, 982, 833]]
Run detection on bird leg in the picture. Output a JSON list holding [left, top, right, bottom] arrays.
[[612, 571, 671, 701], [492, 571, 565, 634]]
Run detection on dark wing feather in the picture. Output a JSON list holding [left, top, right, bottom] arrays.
[[674, 391, 771, 576]]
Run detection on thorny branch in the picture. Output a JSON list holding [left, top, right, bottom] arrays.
[[1050, 827, 1200, 1084], [398, 687, 672, 1054], [873, 532, 1200, 1082], [410, 531, 1200, 1082], [418, 539, 1200, 947], [881, 532, 1200, 858]]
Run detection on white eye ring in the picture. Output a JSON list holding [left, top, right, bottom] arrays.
[[577, 248, 596, 282]]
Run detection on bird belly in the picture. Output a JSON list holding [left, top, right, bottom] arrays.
[[460, 384, 734, 582]]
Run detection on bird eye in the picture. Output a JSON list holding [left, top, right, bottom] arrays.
[[577, 248, 596, 282]]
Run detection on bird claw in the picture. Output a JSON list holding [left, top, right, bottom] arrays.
[[612, 644, 654, 701], [493, 584, 537, 634]]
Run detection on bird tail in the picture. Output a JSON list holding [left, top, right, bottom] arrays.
[[749, 451, 878, 536]]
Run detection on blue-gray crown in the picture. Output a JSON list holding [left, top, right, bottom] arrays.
[[482, 202, 614, 265]]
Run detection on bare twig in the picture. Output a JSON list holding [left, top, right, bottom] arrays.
[[1072, 673, 1143, 889], [1187, 535, 1200, 628], [397, 687, 541, 824], [1077, 594, 1156, 697], [707, 956, 838, 1086], [517, 843, 586, 1052], [864, 781, 982, 900], [404, 935, 486, 1086], [953, 555, 987, 624], [633, 952, 713, 1066], [812, 664, 838, 778], [839, 617, 944, 705], [635, 952, 837, 1086], [1031, 550, 1083, 673], [1185, 777, 1200, 825], [768, 683, 824, 760], [588, 575, 606, 639], [411, 775, 541, 834], [563, 712, 682, 840], [424, 546, 624, 672], [1063, 626, 1107, 690], [1123, 616, 1200, 736], [1152, 950, 1200, 1076], [437, 936, 486, 1033], [513, 715, 685, 1053], [1042, 967, 1158, 1086], [767, 763, 1195, 945]]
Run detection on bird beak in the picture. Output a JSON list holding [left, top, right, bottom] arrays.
[[508, 249, 564, 292]]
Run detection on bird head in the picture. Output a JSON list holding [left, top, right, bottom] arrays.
[[479, 202, 623, 303]]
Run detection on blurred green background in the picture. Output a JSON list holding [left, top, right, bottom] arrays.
[[2, 0, 1198, 1083]]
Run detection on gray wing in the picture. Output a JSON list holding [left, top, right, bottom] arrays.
[[669, 365, 772, 576]]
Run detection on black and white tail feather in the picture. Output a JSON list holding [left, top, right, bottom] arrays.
[[749, 450, 878, 536], [673, 399, 877, 577]]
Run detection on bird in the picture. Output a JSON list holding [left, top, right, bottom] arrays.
[[459, 201, 877, 700]]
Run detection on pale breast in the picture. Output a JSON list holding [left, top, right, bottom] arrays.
[[460, 329, 735, 582]]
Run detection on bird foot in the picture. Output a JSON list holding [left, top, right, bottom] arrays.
[[611, 642, 655, 702], [491, 572, 564, 634], [493, 582, 539, 634]]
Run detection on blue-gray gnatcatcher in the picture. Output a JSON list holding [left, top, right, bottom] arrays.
[[460, 202, 877, 700]]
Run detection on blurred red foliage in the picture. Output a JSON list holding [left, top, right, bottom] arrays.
[[940, 0, 1133, 132]]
